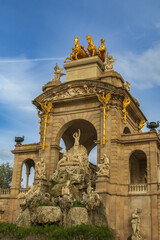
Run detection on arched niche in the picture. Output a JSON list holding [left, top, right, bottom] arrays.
[[129, 150, 147, 184], [56, 119, 98, 188], [123, 127, 131, 134], [58, 119, 97, 154], [21, 159, 35, 188]]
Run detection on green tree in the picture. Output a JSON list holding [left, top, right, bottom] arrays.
[[0, 163, 13, 188]]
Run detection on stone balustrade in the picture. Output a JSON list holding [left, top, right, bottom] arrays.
[[0, 188, 11, 195], [128, 184, 147, 193], [19, 188, 30, 194], [0, 188, 30, 197]]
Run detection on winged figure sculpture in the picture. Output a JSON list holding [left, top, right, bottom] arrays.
[[39, 101, 52, 115], [96, 92, 111, 107]]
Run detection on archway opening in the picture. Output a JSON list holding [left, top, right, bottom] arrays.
[[88, 146, 97, 165], [60, 119, 97, 153], [123, 127, 131, 134], [58, 119, 97, 166], [129, 150, 147, 184], [21, 159, 35, 188]]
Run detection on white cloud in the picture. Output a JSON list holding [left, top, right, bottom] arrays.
[[0, 56, 65, 113], [114, 43, 160, 89], [0, 60, 38, 112], [0, 57, 64, 63], [0, 149, 14, 166]]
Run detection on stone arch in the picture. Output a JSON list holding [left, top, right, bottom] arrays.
[[123, 126, 131, 134], [53, 110, 100, 145], [56, 119, 98, 154], [129, 150, 147, 184], [21, 159, 35, 188]]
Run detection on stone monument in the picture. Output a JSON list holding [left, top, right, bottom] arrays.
[[0, 35, 160, 240]]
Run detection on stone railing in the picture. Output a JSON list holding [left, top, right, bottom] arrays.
[[19, 188, 30, 194], [128, 184, 147, 193], [0, 188, 11, 195]]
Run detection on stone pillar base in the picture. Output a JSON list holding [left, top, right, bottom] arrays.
[[96, 175, 110, 193]]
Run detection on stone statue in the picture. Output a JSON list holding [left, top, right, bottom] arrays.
[[97, 154, 110, 177], [52, 63, 65, 84], [104, 52, 116, 71], [131, 208, 142, 240], [35, 158, 47, 179], [87, 181, 93, 195], [124, 81, 130, 92], [57, 151, 68, 168], [73, 129, 81, 148], [62, 180, 70, 196]]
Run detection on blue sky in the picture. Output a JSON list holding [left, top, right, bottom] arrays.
[[0, 0, 160, 168]]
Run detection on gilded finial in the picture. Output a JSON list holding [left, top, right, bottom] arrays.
[[38, 101, 52, 150], [121, 97, 131, 124], [97, 92, 111, 144], [139, 120, 146, 133]]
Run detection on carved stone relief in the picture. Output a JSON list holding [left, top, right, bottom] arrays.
[[35, 158, 47, 180], [45, 84, 102, 102], [97, 154, 110, 177]]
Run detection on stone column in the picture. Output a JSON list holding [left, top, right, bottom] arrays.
[[26, 167, 30, 188]]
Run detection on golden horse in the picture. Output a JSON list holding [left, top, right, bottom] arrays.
[[98, 38, 106, 62], [64, 37, 88, 63], [86, 34, 98, 57]]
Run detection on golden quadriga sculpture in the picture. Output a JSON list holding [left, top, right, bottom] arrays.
[[64, 35, 107, 63]]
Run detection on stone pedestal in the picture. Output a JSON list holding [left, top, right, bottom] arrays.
[[64, 56, 104, 82], [96, 175, 110, 193]]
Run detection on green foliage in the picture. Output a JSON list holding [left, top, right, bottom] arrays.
[[38, 202, 49, 207], [72, 201, 86, 208], [0, 163, 13, 188], [0, 222, 115, 240], [127, 236, 132, 240], [50, 181, 58, 188]]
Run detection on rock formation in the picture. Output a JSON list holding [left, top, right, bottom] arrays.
[[16, 130, 107, 227]]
